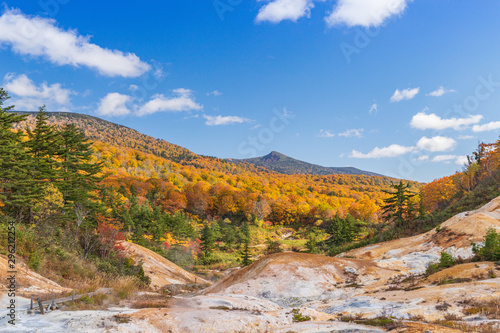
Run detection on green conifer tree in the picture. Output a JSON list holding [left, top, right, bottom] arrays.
[[241, 241, 252, 266], [58, 123, 103, 205], [200, 222, 215, 255], [240, 221, 252, 266], [0, 89, 34, 220], [382, 181, 416, 229]]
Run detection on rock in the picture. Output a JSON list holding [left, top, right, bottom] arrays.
[[344, 266, 358, 275]]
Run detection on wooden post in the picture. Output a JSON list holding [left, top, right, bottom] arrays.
[[37, 298, 44, 315], [50, 293, 56, 310], [28, 297, 34, 314], [195, 277, 197, 288], [72, 290, 75, 302]]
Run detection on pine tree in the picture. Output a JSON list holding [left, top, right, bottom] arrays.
[[0, 89, 34, 219], [382, 181, 416, 229], [23, 107, 63, 222], [25, 108, 60, 203], [58, 123, 103, 205], [240, 221, 252, 266], [241, 242, 252, 266], [200, 222, 215, 255], [239, 220, 250, 245], [418, 195, 427, 219], [327, 215, 363, 246]]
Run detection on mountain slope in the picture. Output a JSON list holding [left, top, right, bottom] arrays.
[[230, 151, 384, 176], [14, 111, 271, 174]]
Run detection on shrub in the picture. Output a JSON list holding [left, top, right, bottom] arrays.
[[327, 215, 364, 247], [291, 308, 311, 322], [28, 251, 42, 270], [265, 239, 282, 255], [439, 251, 456, 268], [426, 252, 456, 275], [426, 262, 439, 275], [305, 232, 322, 254], [473, 228, 500, 261]]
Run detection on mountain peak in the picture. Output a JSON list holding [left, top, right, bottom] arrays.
[[234, 151, 384, 177], [262, 151, 287, 161]]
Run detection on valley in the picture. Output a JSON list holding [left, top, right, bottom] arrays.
[[1, 108, 500, 332]]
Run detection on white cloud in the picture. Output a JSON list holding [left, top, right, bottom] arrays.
[[416, 155, 429, 161], [431, 155, 468, 166], [319, 129, 335, 138], [431, 155, 456, 162], [350, 135, 456, 159], [256, 0, 315, 23], [203, 115, 251, 126], [350, 144, 415, 159], [455, 156, 469, 166], [472, 121, 500, 132], [207, 90, 223, 96], [96, 89, 203, 117], [82, 89, 92, 97], [410, 112, 483, 130], [96, 93, 132, 117], [172, 88, 192, 95], [458, 135, 475, 140], [129, 85, 139, 91], [416, 136, 456, 152], [390, 87, 419, 102], [369, 103, 378, 115], [0, 9, 150, 77], [339, 128, 364, 138], [427, 86, 456, 97], [326, 0, 412, 28], [3, 73, 75, 110], [137, 89, 202, 116]]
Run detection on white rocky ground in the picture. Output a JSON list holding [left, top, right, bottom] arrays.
[[2, 196, 500, 332]]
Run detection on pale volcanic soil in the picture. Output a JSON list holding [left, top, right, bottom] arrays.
[[3, 196, 500, 332], [119, 241, 211, 289], [0, 255, 71, 298]]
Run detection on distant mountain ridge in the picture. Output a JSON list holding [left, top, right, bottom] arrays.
[[12, 111, 271, 174], [14, 112, 382, 177], [231, 151, 384, 177]]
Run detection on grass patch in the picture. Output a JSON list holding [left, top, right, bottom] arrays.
[[291, 308, 311, 322], [112, 277, 138, 299], [341, 315, 401, 330], [113, 314, 131, 324]]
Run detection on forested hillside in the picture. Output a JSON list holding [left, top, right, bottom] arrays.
[[15, 111, 421, 225], [1, 91, 424, 292], [421, 139, 500, 220], [15, 112, 270, 174]]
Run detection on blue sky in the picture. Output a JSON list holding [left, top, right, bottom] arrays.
[[1, 1, 500, 182]]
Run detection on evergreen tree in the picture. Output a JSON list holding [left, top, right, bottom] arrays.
[[241, 242, 252, 266], [327, 215, 363, 246], [382, 181, 416, 229], [200, 222, 215, 255], [0, 89, 34, 219], [58, 123, 103, 205], [418, 195, 427, 219], [305, 228, 322, 254], [240, 221, 252, 266], [26, 107, 60, 183], [239, 220, 250, 245], [24, 107, 60, 222]]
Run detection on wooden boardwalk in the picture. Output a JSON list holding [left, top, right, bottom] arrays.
[[20, 288, 112, 311]]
